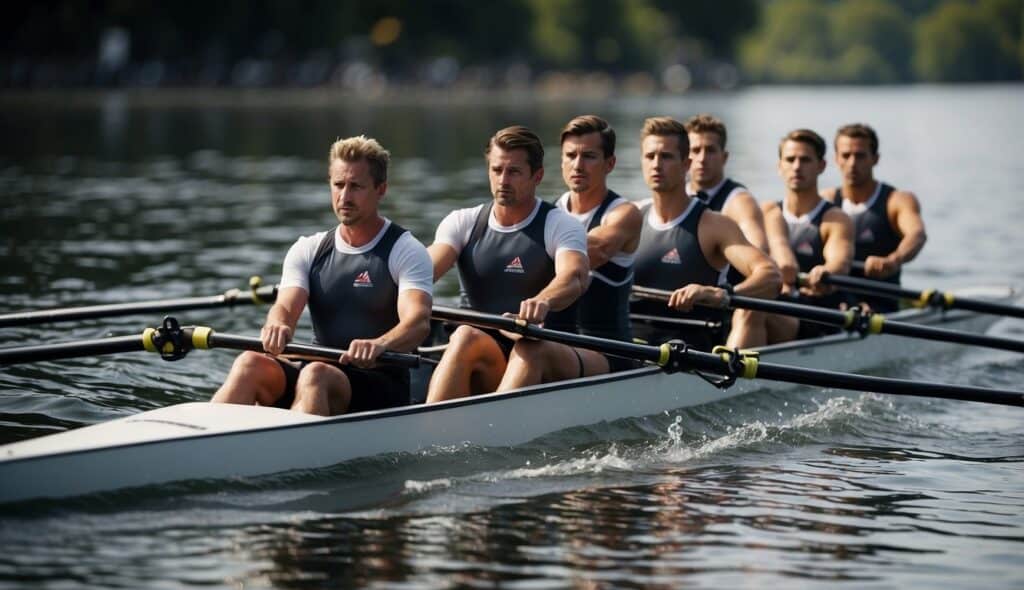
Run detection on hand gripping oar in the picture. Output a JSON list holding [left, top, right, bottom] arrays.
[[0, 317, 420, 369], [631, 286, 1024, 354], [0, 277, 279, 328], [814, 271, 1024, 320], [431, 305, 1024, 408]]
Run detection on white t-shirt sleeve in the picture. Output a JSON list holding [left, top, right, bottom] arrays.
[[388, 232, 434, 295], [543, 208, 589, 259], [432, 205, 483, 255], [279, 231, 328, 292]]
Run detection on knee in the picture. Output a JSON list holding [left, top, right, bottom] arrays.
[[295, 362, 336, 388], [232, 350, 271, 372], [447, 325, 488, 350], [732, 308, 759, 324]]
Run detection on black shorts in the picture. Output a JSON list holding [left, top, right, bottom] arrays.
[[795, 320, 842, 341], [273, 359, 410, 413]]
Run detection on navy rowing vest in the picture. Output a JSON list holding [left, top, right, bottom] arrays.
[[834, 183, 902, 285], [699, 178, 747, 286], [545, 191, 632, 341], [781, 199, 843, 309], [632, 199, 721, 322], [307, 223, 404, 348], [457, 201, 558, 316], [701, 178, 746, 213]]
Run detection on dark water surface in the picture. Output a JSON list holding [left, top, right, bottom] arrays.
[[0, 86, 1022, 588]]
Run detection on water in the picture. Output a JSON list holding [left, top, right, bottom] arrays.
[[1, 86, 1023, 588]]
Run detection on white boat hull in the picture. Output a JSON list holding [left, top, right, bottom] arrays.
[[0, 286, 1014, 504]]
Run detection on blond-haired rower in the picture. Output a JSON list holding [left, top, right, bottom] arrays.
[[212, 136, 433, 415]]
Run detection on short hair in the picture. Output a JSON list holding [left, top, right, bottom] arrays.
[[560, 115, 616, 158], [485, 126, 544, 173], [836, 123, 879, 155], [641, 116, 689, 156], [778, 129, 826, 160], [329, 135, 390, 186], [684, 114, 728, 150]]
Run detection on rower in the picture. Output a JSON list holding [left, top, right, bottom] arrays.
[[760, 129, 854, 342], [426, 126, 589, 403], [684, 113, 776, 346], [499, 115, 643, 390], [631, 116, 780, 351], [821, 123, 927, 312], [211, 136, 433, 416]]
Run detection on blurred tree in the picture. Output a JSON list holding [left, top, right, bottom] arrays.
[[914, 0, 1020, 81], [830, 0, 913, 82], [739, 0, 832, 82]]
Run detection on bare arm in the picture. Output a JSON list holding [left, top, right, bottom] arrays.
[[803, 208, 854, 295], [518, 250, 589, 323], [260, 286, 308, 354], [427, 243, 458, 283], [865, 190, 926, 278], [761, 201, 800, 294], [341, 288, 432, 367], [585, 202, 642, 269], [721, 192, 769, 252]]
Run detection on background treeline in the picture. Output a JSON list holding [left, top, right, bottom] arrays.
[[3, 0, 1021, 89]]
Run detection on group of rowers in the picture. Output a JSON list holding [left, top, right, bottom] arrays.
[[212, 114, 927, 416]]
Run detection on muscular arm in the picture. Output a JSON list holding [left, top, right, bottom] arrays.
[[761, 201, 800, 293], [519, 250, 589, 323], [585, 202, 642, 268], [870, 190, 926, 277], [374, 289, 432, 352], [820, 208, 854, 276], [721, 192, 769, 253], [711, 214, 781, 299], [261, 286, 308, 354], [427, 243, 458, 282]]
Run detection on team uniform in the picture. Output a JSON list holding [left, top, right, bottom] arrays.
[[688, 177, 748, 286], [545, 190, 637, 372], [433, 198, 588, 355], [780, 199, 843, 339], [631, 198, 726, 351], [277, 219, 433, 411], [832, 182, 902, 312]]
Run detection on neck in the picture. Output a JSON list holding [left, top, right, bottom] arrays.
[[493, 196, 538, 226], [784, 188, 822, 217], [689, 174, 724, 193], [650, 189, 691, 223], [339, 215, 385, 248], [841, 179, 878, 204], [568, 185, 608, 213]]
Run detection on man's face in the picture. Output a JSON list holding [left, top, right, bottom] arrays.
[[834, 135, 878, 187], [641, 134, 688, 194], [330, 158, 384, 226], [488, 146, 542, 207], [687, 131, 728, 188], [778, 140, 826, 192], [561, 131, 615, 194]]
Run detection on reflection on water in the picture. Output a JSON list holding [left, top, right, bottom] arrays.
[[0, 86, 1023, 587]]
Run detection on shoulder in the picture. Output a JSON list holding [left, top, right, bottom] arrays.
[[760, 200, 782, 215], [722, 190, 759, 214], [822, 205, 853, 227], [887, 188, 922, 211], [285, 230, 331, 258], [605, 199, 642, 223], [820, 187, 840, 203]]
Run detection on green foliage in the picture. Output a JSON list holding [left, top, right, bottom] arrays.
[[742, 0, 1022, 83], [914, 0, 1020, 81]]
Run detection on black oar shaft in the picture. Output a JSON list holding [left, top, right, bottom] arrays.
[[0, 336, 146, 365], [0, 285, 279, 328], [205, 333, 420, 369], [823, 273, 1024, 320], [878, 320, 1024, 353], [752, 362, 1024, 407]]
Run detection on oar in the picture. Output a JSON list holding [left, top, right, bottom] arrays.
[[815, 272, 1024, 319], [631, 286, 1024, 354], [431, 305, 1024, 408], [0, 317, 420, 368], [0, 277, 279, 328]]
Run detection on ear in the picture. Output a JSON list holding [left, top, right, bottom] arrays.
[[533, 167, 544, 184], [606, 154, 616, 174], [816, 159, 827, 173], [722, 150, 730, 165], [872, 152, 880, 165], [375, 181, 388, 197]]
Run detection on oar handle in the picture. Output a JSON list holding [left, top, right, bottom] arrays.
[[202, 331, 421, 369]]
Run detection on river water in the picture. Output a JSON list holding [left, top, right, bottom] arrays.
[[0, 86, 1022, 588]]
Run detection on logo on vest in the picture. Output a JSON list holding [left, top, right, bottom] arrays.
[[661, 248, 681, 264], [858, 227, 875, 242], [504, 256, 525, 274], [796, 241, 815, 256], [353, 271, 373, 287]]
